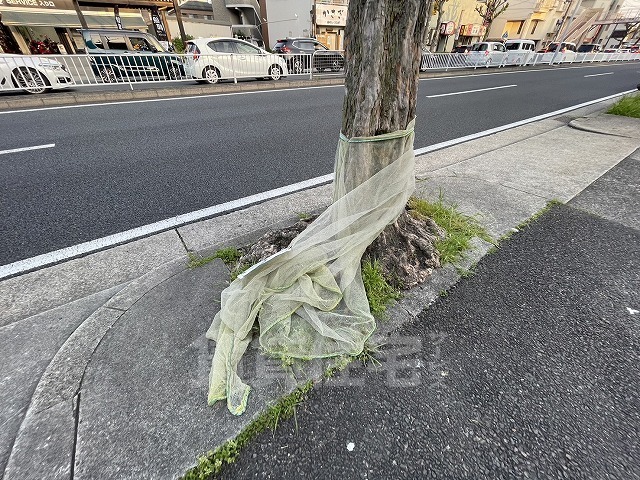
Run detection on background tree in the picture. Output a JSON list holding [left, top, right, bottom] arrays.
[[429, 0, 451, 51], [475, 0, 510, 40]]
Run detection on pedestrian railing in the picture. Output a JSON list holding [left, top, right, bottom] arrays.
[[1, 49, 638, 94]]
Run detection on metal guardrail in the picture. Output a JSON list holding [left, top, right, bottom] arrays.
[[1, 50, 639, 94], [419, 50, 640, 71]]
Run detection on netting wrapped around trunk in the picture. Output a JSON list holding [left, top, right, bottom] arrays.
[[206, 121, 416, 415]]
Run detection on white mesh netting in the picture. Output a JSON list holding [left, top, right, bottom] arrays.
[[207, 121, 416, 415]]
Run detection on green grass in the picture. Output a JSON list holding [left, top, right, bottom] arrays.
[[182, 381, 313, 480], [409, 194, 492, 265], [188, 247, 242, 269], [361, 259, 401, 317], [607, 94, 640, 118]]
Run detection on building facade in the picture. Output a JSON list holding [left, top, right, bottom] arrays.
[[259, 0, 312, 49], [0, 0, 263, 53]]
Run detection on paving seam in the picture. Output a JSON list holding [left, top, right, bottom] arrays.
[[416, 123, 567, 175], [3, 257, 190, 478]]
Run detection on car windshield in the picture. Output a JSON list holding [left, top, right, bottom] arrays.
[[274, 41, 287, 48], [471, 43, 488, 51], [506, 43, 522, 50]]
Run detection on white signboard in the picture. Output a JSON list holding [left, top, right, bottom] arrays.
[[315, 4, 347, 27]]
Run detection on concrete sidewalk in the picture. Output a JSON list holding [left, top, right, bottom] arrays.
[[1, 103, 639, 479]]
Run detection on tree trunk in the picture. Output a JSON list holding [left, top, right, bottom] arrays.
[[338, 0, 443, 289], [338, 0, 428, 194], [431, 5, 446, 51]]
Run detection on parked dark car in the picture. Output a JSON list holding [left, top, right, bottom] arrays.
[[577, 43, 602, 53], [272, 38, 344, 73], [81, 29, 184, 83], [451, 45, 471, 53]]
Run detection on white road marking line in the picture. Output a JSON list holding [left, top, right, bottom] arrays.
[[420, 62, 635, 81], [0, 143, 55, 155], [414, 89, 637, 156], [0, 62, 638, 115], [0, 88, 637, 279], [584, 72, 614, 77], [427, 84, 517, 98], [0, 174, 334, 280]]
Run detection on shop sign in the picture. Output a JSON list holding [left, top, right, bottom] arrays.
[[445, 21, 456, 35], [0, 0, 60, 7], [440, 21, 456, 35], [0, 0, 79, 9], [470, 24, 481, 36], [315, 4, 347, 27], [114, 5, 123, 29], [150, 6, 167, 41]]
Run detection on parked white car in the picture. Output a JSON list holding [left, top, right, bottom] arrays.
[[0, 54, 73, 94], [184, 38, 288, 84]]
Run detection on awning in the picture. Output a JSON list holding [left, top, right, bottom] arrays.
[[0, 8, 147, 28]]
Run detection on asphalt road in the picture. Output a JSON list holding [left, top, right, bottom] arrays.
[[1, 62, 639, 266], [218, 155, 640, 480]]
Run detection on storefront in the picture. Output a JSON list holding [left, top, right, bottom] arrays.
[[314, 0, 346, 51], [456, 23, 486, 46], [0, 0, 171, 53]]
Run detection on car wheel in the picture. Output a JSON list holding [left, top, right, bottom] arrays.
[[12, 67, 48, 94], [269, 64, 283, 81], [203, 66, 220, 84], [292, 58, 304, 74], [167, 65, 181, 80], [99, 67, 118, 83]]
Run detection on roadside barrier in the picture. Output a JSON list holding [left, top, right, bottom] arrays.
[[1, 49, 638, 94]]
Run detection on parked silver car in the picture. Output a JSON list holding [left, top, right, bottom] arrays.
[[0, 54, 73, 94]]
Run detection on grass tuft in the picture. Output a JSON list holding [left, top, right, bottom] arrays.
[[188, 247, 242, 269], [409, 194, 492, 265], [607, 93, 640, 118], [361, 259, 401, 317], [182, 381, 314, 480]]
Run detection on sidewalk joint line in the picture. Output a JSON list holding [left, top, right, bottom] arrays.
[[175, 229, 191, 254], [104, 306, 127, 312]]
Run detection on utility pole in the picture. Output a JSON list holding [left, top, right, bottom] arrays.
[[173, 0, 187, 45]]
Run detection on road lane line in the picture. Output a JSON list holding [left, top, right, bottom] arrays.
[[0, 143, 55, 155], [0, 88, 636, 279], [416, 89, 636, 154], [584, 72, 613, 77], [0, 173, 334, 280], [427, 84, 517, 98]]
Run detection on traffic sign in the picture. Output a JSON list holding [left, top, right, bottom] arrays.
[[502, 32, 509, 40]]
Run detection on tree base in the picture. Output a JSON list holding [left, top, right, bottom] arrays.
[[235, 205, 443, 291], [364, 207, 444, 290]]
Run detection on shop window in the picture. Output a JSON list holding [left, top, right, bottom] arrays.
[[530, 20, 540, 34]]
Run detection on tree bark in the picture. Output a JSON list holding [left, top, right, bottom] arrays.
[[338, 0, 428, 196], [338, 0, 443, 289]]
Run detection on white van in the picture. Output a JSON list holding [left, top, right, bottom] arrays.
[[504, 39, 536, 65], [467, 41, 507, 66]]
